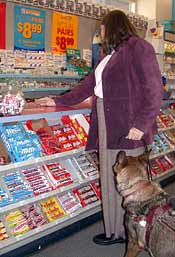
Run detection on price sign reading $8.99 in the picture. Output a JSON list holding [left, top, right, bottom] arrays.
[[17, 22, 42, 39], [56, 36, 74, 51]]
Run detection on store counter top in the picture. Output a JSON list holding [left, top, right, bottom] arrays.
[[0, 99, 92, 123], [23, 98, 92, 115]]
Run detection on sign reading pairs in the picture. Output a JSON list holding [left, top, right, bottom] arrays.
[[52, 12, 78, 54], [14, 5, 45, 51]]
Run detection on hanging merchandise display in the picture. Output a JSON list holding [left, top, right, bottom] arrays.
[[14, 5, 46, 51], [52, 12, 78, 54], [0, 2, 6, 49]]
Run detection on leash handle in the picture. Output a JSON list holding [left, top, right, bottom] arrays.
[[117, 135, 152, 181]]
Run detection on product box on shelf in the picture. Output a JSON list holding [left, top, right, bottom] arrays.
[[0, 185, 13, 207], [73, 184, 100, 207], [157, 111, 175, 128], [0, 123, 44, 163], [0, 220, 9, 241], [43, 161, 74, 189], [4, 209, 31, 236], [0, 140, 9, 165], [61, 114, 89, 146], [152, 131, 173, 154], [58, 191, 82, 214], [21, 166, 53, 195], [71, 153, 99, 179], [20, 204, 48, 229], [2, 171, 34, 203], [40, 196, 66, 222]]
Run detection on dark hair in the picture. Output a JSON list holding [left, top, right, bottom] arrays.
[[101, 10, 138, 54]]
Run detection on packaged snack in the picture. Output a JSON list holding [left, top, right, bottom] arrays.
[[73, 184, 100, 207], [20, 204, 47, 229], [158, 111, 175, 128], [71, 154, 99, 179], [0, 123, 43, 162], [40, 197, 66, 222], [43, 162, 74, 189], [22, 167, 52, 195], [0, 220, 9, 240], [5, 210, 30, 236], [58, 191, 82, 214], [91, 181, 101, 199], [2, 172, 34, 202]]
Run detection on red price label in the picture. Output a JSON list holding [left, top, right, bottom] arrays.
[[56, 36, 74, 51]]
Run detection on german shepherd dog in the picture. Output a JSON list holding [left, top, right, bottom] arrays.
[[113, 151, 175, 257]]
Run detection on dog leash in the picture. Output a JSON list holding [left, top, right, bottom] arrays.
[[117, 135, 152, 181]]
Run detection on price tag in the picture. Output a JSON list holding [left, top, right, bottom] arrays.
[[14, 6, 45, 51], [17, 22, 42, 39], [56, 36, 74, 51]]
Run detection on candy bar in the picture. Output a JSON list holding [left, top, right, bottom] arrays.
[[0, 220, 9, 241], [40, 197, 66, 222], [58, 192, 81, 214], [20, 204, 47, 229], [5, 210, 30, 236]]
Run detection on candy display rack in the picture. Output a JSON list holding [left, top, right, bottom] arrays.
[[0, 107, 101, 256], [150, 108, 175, 182], [1, 104, 175, 255]]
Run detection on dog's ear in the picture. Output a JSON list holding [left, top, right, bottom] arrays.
[[116, 151, 128, 168]]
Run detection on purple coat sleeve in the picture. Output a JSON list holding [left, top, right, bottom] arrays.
[[55, 70, 96, 106], [132, 39, 163, 134]]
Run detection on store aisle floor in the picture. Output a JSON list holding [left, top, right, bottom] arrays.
[[27, 220, 149, 257]]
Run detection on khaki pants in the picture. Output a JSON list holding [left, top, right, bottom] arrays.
[[97, 98, 145, 238]]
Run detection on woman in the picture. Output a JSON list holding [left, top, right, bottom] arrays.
[[35, 10, 162, 245]]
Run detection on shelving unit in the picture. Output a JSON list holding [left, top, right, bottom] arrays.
[[0, 201, 101, 256], [0, 74, 82, 80], [0, 106, 102, 256], [1, 103, 175, 255], [0, 73, 83, 98]]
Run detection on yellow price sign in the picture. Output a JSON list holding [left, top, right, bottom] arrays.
[[17, 22, 42, 39]]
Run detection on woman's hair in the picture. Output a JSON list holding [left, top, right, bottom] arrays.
[[101, 10, 138, 54]]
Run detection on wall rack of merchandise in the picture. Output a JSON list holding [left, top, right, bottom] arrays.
[[1, 106, 175, 255], [0, 49, 84, 98], [163, 42, 175, 99], [0, 74, 82, 99], [0, 108, 101, 255], [7, 0, 148, 31], [150, 107, 175, 182]]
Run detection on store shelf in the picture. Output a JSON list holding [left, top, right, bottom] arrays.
[[0, 74, 82, 80], [0, 107, 91, 123], [23, 87, 71, 98], [150, 148, 175, 160], [158, 125, 175, 132], [0, 147, 86, 173], [23, 87, 71, 92], [0, 175, 99, 215], [0, 201, 101, 255], [153, 167, 175, 183]]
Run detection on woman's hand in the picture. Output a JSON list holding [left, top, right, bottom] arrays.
[[127, 127, 144, 140], [35, 97, 56, 107]]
